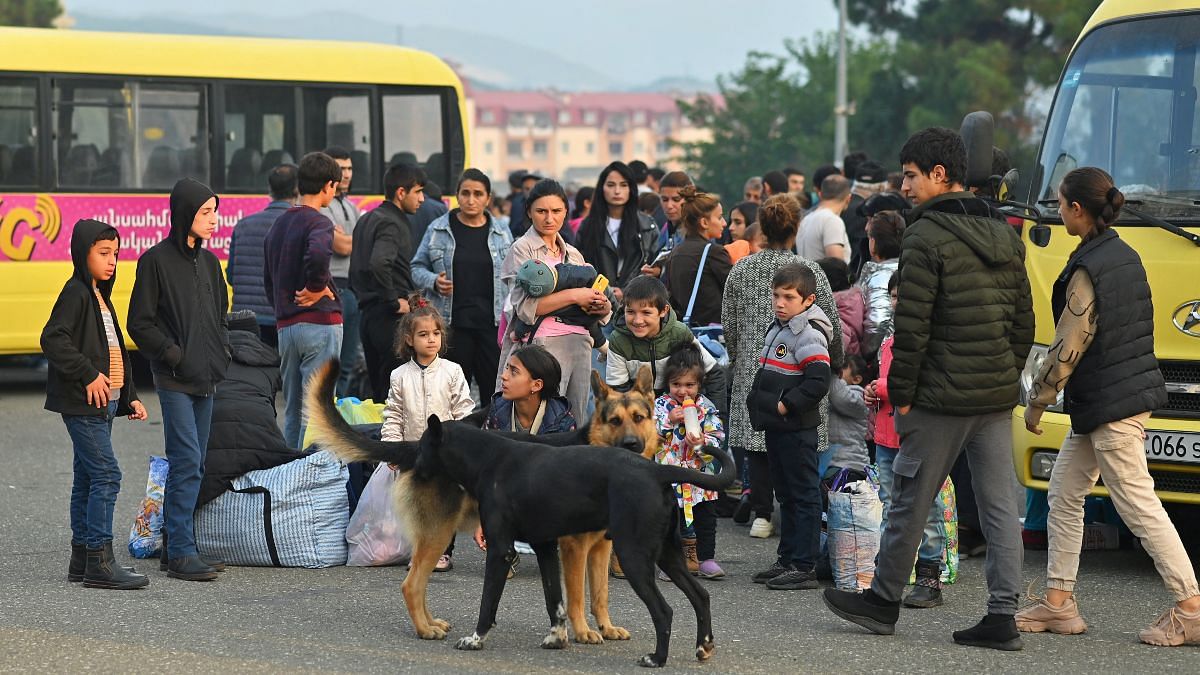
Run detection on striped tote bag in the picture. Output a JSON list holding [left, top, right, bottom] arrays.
[[194, 450, 350, 568]]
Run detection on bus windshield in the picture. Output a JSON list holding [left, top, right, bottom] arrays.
[[1036, 12, 1200, 221]]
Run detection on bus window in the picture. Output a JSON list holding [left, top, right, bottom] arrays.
[[53, 79, 207, 190], [382, 90, 446, 189], [138, 84, 208, 190], [54, 79, 131, 188], [0, 77, 38, 188], [303, 87, 372, 194], [224, 84, 297, 192]]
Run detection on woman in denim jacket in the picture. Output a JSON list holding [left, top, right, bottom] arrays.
[[412, 169, 514, 397]]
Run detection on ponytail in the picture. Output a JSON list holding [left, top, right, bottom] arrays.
[[678, 185, 720, 236], [1059, 167, 1124, 243]]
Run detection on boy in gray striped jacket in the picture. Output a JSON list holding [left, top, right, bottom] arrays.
[[746, 263, 833, 591]]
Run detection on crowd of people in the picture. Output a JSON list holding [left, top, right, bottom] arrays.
[[39, 126, 1200, 650]]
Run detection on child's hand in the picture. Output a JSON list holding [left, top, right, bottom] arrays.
[[85, 373, 111, 408], [777, 401, 788, 416], [685, 431, 704, 448], [668, 406, 685, 424], [473, 526, 487, 551], [863, 380, 878, 405], [127, 400, 149, 421]]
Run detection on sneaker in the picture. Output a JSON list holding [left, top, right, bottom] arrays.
[[953, 614, 1024, 651], [1015, 594, 1087, 635], [697, 559, 725, 579], [658, 569, 672, 582], [766, 566, 818, 590], [959, 528, 988, 558], [1139, 605, 1200, 646], [434, 554, 453, 572], [610, 552, 625, 579], [507, 553, 519, 579], [752, 561, 789, 584], [749, 517, 774, 539], [822, 588, 900, 635]]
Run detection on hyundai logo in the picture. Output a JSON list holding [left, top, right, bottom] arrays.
[[1174, 300, 1200, 337]]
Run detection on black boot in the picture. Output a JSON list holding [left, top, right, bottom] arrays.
[[732, 493, 753, 524], [70, 543, 135, 582], [167, 555, 219, 581], [159, 532, 225, 572], [822, 587, 901, 635], [953, 613, 1024, 651], [83, 543, 150, 590], [904, 561, 944, 608]]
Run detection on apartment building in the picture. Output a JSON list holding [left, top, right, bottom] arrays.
[[466, 89, 717, 186]]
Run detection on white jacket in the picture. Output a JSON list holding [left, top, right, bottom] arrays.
[[380, 357, 475, 442]]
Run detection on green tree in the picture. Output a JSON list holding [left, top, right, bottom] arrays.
[[0, 0, 62, 27], [679, 35, 903, 200]]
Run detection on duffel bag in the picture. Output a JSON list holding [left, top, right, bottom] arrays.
[[194, 450, 349, 568]]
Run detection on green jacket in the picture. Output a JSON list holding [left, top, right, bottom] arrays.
[[606, 308, 727, 410], [889, 192, 1034, 415]]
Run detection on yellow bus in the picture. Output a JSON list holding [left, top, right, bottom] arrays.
[[1014, 1, 1200, 511], [0, 27, 468, 354]]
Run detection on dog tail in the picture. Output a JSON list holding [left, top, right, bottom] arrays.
[[304, 359, 420, 469], [650, 442, 737, 492]]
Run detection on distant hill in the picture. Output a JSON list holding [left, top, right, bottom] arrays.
[[69, 10, 701, 92]]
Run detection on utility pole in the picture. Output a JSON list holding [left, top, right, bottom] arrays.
[[834, 0, 849, 167]]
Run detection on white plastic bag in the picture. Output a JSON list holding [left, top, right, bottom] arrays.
[[345, 463, 411, 566]]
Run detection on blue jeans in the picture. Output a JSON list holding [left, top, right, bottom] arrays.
[[765, 427, 822, 570], [278, 322, 343, 448], [333, 280, 363, 398], [158, 388, 214, 559], [876, 444, 945, 565], [63, 400, 121, 548]]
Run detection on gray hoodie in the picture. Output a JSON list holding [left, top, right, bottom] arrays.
[[827, 377, 868, 471]]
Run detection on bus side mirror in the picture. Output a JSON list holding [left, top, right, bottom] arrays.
[[1029, 224, 1052, 247]]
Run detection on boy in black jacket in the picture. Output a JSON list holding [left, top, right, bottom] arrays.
[[128, 178, 231, 582], [42, 219, 149, 590]]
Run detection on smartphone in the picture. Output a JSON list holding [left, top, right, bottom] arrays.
[[591, 274, 610, 293]]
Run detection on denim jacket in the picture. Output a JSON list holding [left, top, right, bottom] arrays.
[[411, 210, 513, 326]]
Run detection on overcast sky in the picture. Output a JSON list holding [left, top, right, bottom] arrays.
[[63, 0, 840, 85]]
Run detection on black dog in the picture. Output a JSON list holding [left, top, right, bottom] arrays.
[[306, 360, 734, 667]]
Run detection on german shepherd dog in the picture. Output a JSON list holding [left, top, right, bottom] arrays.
[[306, 360, 733, 667], [483, 367, 661, 645]]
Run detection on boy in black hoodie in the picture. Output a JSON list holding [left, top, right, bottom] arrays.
[[42, 219, 150, 590], [128, 178, 231, 582]]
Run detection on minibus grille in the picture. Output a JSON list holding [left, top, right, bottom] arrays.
[[1156, 360, 1200, 420]]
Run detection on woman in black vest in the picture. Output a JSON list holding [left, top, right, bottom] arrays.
[[1019, 167, 1199, 646]]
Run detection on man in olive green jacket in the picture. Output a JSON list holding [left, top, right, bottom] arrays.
[[823, 127, 1034, 651]]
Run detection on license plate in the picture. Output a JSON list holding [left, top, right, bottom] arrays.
[[1145, 430, 1200, 465]]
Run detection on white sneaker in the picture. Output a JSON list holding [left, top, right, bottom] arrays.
[[749, 517, 774, 538]]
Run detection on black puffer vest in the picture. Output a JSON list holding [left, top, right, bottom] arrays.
[[1051, 229, 1166, 434]]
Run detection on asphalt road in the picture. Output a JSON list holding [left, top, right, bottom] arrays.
[[1, 362, 1197, 673]]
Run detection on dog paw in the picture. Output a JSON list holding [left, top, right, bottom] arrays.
[[455, 633, 485, 650], [695, 638, 715, 661], [416, 624, 448, 640], [637, 654, 665, 668], [541, 626, 568, 649], [430, 618, 451, 632], [601, 624, 631, 641], [573, 628, 604, 645]]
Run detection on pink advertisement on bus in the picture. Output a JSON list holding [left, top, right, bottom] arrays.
[[0, 193, 383, 262]]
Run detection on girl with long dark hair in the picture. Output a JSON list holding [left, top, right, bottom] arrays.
[[575, 161, 660, 301]]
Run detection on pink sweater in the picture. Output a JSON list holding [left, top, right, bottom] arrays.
[[873, 335, 899, 448]]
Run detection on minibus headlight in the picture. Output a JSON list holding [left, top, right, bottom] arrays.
[[1019, 344, 1064, 412], [1030, 451, 1058, 480]]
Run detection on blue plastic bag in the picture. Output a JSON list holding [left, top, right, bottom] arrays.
[[128, 455, 168, 558]]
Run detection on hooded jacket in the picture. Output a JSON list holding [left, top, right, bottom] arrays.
[[888, 191, 1034, 415], [127, 178, 231, 396], [41, 219, 139, 416], [606, 307, 722, 393], [484, 392, 577, 435]]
